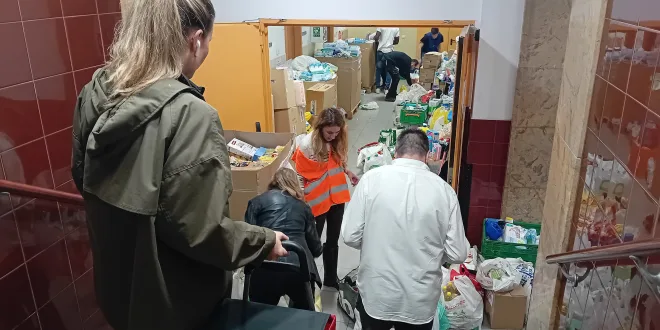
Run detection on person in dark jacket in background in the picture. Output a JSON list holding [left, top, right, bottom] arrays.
[[382, 51, 414, 102], [245, 168, 324, 310], [419, 28, 444, 60]]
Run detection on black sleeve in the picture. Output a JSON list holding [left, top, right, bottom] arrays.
[[244, 200, 259, 226], [304, 206, 323, 258], [419, 35, 427, 43]]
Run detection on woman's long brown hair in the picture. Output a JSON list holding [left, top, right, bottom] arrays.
[[268, 168, 305, 201], [311, 107, 348, 165]]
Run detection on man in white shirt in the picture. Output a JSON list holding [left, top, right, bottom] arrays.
[[341, 128, 469, 330], [374, 27, 400, 92]]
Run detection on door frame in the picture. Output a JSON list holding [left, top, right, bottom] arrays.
[[257, 19, 474, 130]]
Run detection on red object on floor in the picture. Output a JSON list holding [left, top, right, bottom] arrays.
[[324, 314, 337, 330]]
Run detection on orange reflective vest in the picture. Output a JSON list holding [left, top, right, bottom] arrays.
[[292, 147, 350, 217]]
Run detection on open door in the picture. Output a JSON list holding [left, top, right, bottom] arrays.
[[193, 23, 274, 132]]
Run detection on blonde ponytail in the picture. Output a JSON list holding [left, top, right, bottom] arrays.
[[106, 0, 214, 99], [269, 168, 306, 201]]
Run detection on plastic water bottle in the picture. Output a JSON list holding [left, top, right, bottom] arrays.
[[525, 229, 537, 245]]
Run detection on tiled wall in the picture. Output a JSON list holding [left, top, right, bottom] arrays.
[[0, 0, 119, 328], [561, 0, 660, 328], [465, 119, 511, 245]]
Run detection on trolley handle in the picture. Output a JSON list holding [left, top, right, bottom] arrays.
[[243, 241, 312, 302]]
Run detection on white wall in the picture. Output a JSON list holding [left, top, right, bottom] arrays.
[[268, 26, 287, 67], [472, 0, 525, 120], [213, 0, 482, 22], [301, 27, 315, 56]]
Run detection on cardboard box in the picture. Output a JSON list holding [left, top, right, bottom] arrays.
[[419, 68, 436, 83], [271, 69, 297, 109], [422, 52, 442, 69], [305, 83, 337, 114], [274, 106, 305, 135], [351, 42, 376, 90], [485, 287, 528, 329], [225, 130, 295, 220], [314, 56, 362, 116]]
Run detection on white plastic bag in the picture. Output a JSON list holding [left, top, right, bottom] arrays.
[[506, 258, 534, 287], [356, 143, 393, 175], [443, 275, 484, 329], [476, 258, 521, 292], [395, 84, 428, 104], [231, 268, 245, 299], [290, 55, 319, 72]]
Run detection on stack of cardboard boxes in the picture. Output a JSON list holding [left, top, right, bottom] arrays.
[[271, 68, 306, 135], [419, 52, 442, 90], [314, 55, 362, 119], [350, 42, 376, 92]]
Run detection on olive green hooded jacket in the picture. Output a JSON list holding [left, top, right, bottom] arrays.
[[71, 68, 275, 330]]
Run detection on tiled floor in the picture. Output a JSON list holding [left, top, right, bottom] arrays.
[[312, 93, 493, 330]]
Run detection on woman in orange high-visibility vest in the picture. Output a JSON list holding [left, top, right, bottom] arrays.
[[292, 108, 359, 288]]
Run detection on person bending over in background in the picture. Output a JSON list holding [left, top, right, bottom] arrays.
[[382, 51, 414, 102], [374, 27, 400, 93], [292, 107, 359, 289], [419, 27, 444, 60], [341, 128, 469, 330], [245, 168, 323, 310], [71, 0, 288, 329]]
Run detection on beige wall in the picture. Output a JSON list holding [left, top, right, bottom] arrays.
[[345, 27, 420, 60]]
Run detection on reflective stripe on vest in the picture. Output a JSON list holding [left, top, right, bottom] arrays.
[[293, 148, 351, 216]]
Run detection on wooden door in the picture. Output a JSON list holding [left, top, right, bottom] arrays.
[[450, 26, 480, 192], [447, 27, 462, 53], [193, 23, 274, 132], [439, 27, 451, 52]]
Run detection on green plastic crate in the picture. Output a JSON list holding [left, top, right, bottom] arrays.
[[400, 103, 429, 126], [481, 220, 541, 265]]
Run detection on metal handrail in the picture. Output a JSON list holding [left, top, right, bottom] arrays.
[[545, 239, 660, 265], [547, 239, 660, 299], [0, 179, 84, 206]]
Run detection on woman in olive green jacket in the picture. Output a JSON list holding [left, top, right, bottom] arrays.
[[70, 0, 288, 329]]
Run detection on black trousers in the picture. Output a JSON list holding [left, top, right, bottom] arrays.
[[357, 296, 433, 330], [385, 64, 401, 100], [249, 269, 314, 310], [315, 203, 344, 285], [315, 203, 345, 247]]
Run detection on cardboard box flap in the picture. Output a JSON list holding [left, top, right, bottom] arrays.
[[308, 84, 335, 92]]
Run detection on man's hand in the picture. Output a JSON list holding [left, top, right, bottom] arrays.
[[267, 231, 289, 260]]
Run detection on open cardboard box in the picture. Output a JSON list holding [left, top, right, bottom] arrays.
[[225, 130, 294, 220]]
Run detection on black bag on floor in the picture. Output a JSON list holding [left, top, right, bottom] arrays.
[[336, 267, 359, 321]]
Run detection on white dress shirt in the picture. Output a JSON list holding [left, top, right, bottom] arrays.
[[376, 28, 400, 53], [341, 158, 469, 325]]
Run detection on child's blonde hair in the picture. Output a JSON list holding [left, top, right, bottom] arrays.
[[269, 168, 304, 201]]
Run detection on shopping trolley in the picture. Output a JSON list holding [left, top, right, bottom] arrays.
[[204, 241, 337, 330]]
